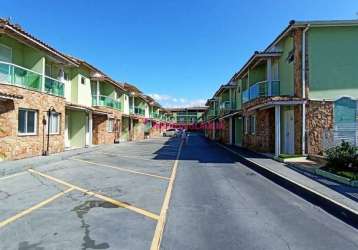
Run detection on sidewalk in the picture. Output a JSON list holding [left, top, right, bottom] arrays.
[[217, 143, 358, 226]]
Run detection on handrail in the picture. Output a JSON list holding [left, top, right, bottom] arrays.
[[44, 75, 65, 84]]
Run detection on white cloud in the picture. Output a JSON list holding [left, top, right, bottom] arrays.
[[149, 93, 206, 108]]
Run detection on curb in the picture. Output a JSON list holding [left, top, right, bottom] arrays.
[[216, 143, 358, 229]]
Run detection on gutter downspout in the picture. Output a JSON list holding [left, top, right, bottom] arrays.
[[302, 25, 310, 155]]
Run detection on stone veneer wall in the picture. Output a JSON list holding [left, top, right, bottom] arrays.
[[220, 119, 230, 144], [243, 108, 275, 153], [306, 101, 333, 155], [92, 106, 122, 145], [294, 105, 303, 154], [133, 118, 145, 141], [0, 84, 65, 160]]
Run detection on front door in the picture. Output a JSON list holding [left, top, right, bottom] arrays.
[[282, 108, 295, 154], [65, 113, 70, 148], [231, 117, 235, 145], [235, 117, 243, 146]]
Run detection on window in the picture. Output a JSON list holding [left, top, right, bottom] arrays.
[[244, 116, 249, 135], [47, 112, 60, 134], [18, 109, 37, 135], [107, 119, 114, 132], [250, 115, 256, 135], [81, 76, 86, 85], [286, 49, 294, 63], [0, 43, 12, 63]]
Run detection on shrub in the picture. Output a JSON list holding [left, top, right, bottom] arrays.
[[325, 141, 357, 170]]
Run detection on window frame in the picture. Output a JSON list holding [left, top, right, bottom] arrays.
[[244, 116, 249, 135], [0, 43, 12, 63], [107, 118, 114, 133], [18, 108, 38, 136], [47, 112, 61, 135], [251, 115, 256, 135]]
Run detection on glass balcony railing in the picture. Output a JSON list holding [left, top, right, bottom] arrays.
[[150, 113, 161, 119], [242, 80, 280, 103], [45, 76, 64, 97], [92, 95, 121, 110], [0, 61, 66, 97], [0, 61, 42, 91], [219, 101, 235, 110], [129, 106, 145, 116]]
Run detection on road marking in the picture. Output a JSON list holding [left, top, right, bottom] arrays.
[[71, 158, 170, 181], [28, 169, 159, 220], [0, 171, 26, 181], [99, 152, 156, 161], [0, 187, 74, 229], [216, 143, 358, 216], [150, 140, 184, 250]]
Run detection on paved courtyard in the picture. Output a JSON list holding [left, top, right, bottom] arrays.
[[0, 137, 180, 250]]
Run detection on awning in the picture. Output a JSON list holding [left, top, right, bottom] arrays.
[[0, 91, 23, 101]]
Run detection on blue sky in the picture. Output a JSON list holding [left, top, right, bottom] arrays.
[[1, 0, 357, 107]]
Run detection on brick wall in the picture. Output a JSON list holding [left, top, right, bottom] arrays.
[[306, 101, 333, 155], [219, 119, 230, 144], [92, 106, 122, 145], [243, 108, 275, 153], [0, 84, 65, 160], [133, 118, 145, 140]]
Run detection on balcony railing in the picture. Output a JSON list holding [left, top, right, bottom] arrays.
[[92, 95, 121, 110], [219, 101, 235, 110], [45, 76, 64, 96], [242, 80, 280, 103], [0, 61, 42, 91], [130, 106, 145, 116], [0, 61, 66, 97], [207, 109, 218, 118]]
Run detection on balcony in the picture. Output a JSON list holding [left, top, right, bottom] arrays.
[[242, 80, 280, 103], [92, 95, 121, 110], [130, 106, 145, 116], [151, 113, 161, 119], [219, 101, 235, 111], [45, 76, 64, 96], [207, 109, 218, 119], [0, 61, 65, 97]]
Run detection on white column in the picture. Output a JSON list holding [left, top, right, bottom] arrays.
[[302, 103, 306, 155], [96, 80, 100, 104], [267, 58, 272, 96], [41, 58, 46, 92], [89, 112, 93, 146], [275, 105, 281, 157]]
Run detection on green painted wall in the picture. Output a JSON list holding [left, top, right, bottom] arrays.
[[100, 82, 116, 98], [0, 36, 44, 73], [278, 36, 294, 96], [248, 64, 266, 85], [308, 26, 358, 100], [236, 83, 242, 110], [69, 110, 86, 148]]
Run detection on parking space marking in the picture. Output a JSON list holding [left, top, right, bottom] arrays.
[[71, 158, 170, 181], [28, 169, 159, 221], [0, 171, 27, 181], [151, 140, 183, 250], [0, 187, 75, 229]]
